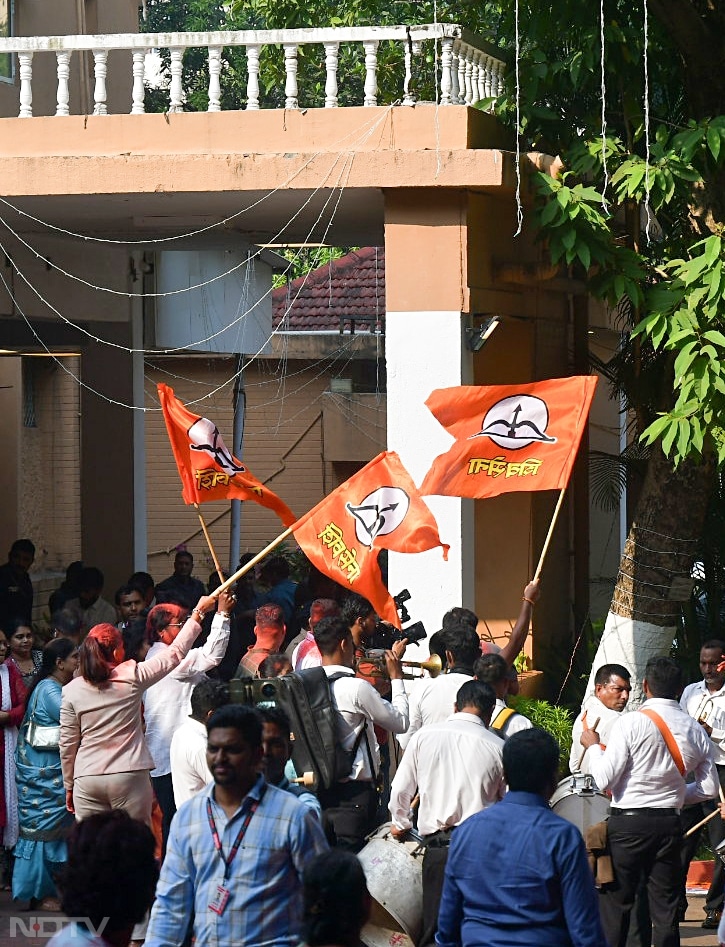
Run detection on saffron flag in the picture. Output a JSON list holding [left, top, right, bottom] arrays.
[[157, 383, 296, 527], [420, 376, 598, 500], [292, 451, 449, 627]]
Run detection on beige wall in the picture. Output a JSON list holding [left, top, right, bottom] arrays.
[[18, 356, 81, 574]]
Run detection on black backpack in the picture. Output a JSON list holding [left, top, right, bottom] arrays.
[[244, 667, 366, 790]]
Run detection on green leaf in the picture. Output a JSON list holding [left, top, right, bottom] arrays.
[[661, 420, 678, 457], [539, 199, 560, 226], [703, 330, 725, 346], [577, 241, 591, 270], [708, 124, 722, 162], [677, 418, 691, 460]]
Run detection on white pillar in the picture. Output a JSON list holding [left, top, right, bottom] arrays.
[[386, 310, 474, 640], [131, 252, 147, 570]]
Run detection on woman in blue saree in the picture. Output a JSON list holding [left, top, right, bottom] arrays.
[[13, 638, 79, 909]]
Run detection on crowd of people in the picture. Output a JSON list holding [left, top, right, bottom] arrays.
[[1, 535, 725, 947]]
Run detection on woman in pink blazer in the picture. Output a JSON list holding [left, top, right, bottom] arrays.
[[59, 593, 220, 824]]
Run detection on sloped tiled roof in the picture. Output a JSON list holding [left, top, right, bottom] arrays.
[[272, 247, 385, 332]]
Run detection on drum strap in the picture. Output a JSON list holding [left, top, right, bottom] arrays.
[[639, 709, 686, 776]]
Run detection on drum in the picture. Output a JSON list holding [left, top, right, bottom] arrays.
[[358, 822, 424, 947], [550, 774, 610, 837]]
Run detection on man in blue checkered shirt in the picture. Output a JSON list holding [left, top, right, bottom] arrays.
[[146, 703, 328, 947]]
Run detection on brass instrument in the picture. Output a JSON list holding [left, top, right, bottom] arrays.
[[357, 649, 443, 680]]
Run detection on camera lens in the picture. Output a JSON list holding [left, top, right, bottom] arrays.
[[261, 682, 276, 699]]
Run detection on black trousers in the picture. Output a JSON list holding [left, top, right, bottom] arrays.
[[151, 773, 177, 859], [318, 781, 378, 853], [680, 763, 725, 914], [599, 809, 682, 947], [418, 832, 452, 947]]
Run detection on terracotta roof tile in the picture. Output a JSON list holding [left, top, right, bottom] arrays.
[[272, 247, 385, 332]]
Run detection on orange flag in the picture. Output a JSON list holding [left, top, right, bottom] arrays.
[[292, 451, 449, 626], [420, 376, 597, 499], [157, 383, 296, 527]]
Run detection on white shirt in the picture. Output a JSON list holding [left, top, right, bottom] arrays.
[[143, 612, 230, 777], [587, 697, 718, 808], [490, 698, 533, 739], [569, 695, 623, 774], [680, 679, 725, 766], [324, 665, 409, 781], [170, 716, 210, 806], [397, 672, 471, 750], [389, 712, 505, 835], [292, 632, 322, 670]]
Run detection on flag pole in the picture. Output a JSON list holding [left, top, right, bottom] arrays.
[[533, 488, 567, 581], [210, 526, 294, 598], [194, 504, 226, 584]]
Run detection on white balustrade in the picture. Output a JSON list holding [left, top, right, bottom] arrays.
[[207, 45, 222, 112], [456, 48, 466, 105], [324, 41, 339, 108], [55, 50, 71, 116], [168, 47, 185, 113], [92, 49, 108, 115], [363, 39, 378, 107], [284, 43, 298, 110], [18, 51, 32, 117], [246, 44, 260, 110], [440, 36, 453, 106], [131, 49, 145, 113], [0, 25, 505, 117]]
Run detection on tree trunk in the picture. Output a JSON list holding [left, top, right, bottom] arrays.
[[586, 447, 712, 706]]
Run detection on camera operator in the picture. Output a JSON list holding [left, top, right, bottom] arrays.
[[314, 616, 409, 852]]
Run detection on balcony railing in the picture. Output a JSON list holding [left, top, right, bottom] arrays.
[[0, 24, 505, 118]]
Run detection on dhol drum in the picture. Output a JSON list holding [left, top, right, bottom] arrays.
[[358, 822, 425, 947], [550, 774, 610, 837]]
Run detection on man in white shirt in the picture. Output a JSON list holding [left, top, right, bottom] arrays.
[[390, 679, 505, 947], [143, 589, 234, 852], [581, 656, 717, 947], [679, 639, 725, 928], [569, 663, 631, 775], [473, 652, 533, 739], [314, 615, 408, 851], [170, 678, 230, 805], [398, 621, 480, 750]]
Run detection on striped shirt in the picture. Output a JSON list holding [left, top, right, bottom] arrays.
[[146, 774, 328, 947]]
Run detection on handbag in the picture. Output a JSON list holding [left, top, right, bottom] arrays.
[[25, 692, 60, 750]]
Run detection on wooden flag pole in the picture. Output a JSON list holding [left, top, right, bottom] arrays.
[[194, 504, 226, 584], [533, 488, 567, 582], [210, 526, 294, 598]]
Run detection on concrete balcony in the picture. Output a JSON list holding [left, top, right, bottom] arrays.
[[0, 24, 505, 117]]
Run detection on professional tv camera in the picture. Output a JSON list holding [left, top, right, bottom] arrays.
[[366, 588, 427, 650]]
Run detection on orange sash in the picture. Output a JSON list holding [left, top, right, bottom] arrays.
[[639, 708, 686, 776]]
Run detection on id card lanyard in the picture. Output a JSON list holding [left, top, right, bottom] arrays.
[[206, 786, 265, 914]]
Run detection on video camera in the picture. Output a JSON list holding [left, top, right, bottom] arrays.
[[367, 588, 427, 650]]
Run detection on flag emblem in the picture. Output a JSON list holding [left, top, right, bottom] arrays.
[[470, 394, 557, 449], [345, 487, 411, 547], [188, 418, 246, 474]]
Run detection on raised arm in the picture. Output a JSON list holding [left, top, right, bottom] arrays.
[[498, 579, 540, 667], [136, 595, 217, 690], [171, 590, 235, 681]]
